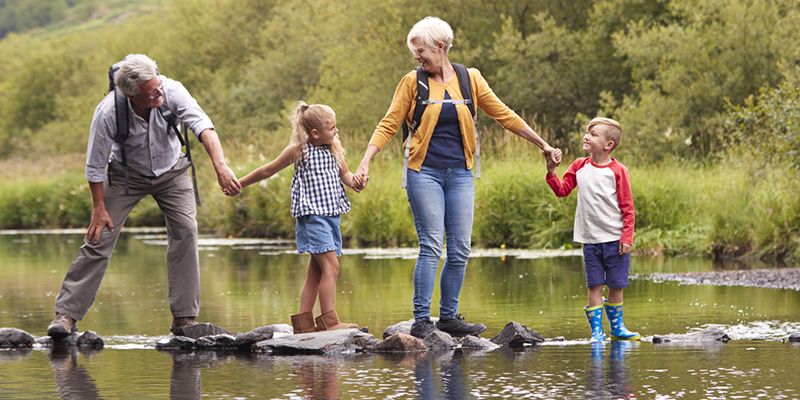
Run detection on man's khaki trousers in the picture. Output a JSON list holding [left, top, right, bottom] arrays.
[[54, 158, 200, 320]]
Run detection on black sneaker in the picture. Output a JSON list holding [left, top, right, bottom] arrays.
[[410, 318, 437, 339], [435, 314, 486, 337]]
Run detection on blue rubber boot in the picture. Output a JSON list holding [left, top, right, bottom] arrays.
[[603, 301, 641, 341], [584, 305, 606, 342]]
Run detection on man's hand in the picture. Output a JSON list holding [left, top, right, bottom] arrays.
[[87, 207, 114, 244], [217, 164, 241, 197]]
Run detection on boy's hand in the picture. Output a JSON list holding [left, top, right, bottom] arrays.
[[619, 242, 632, 255], [542, 146, 562, 165], [545, 152, 558, 175]]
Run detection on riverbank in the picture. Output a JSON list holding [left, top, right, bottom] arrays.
[[1, 156, 798, 263], [633, 267, 800, 291]]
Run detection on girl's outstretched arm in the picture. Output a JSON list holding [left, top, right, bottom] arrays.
[[238, 144, 296, 189]]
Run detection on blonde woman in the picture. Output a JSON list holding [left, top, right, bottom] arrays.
[[354, 17, 561, 338]]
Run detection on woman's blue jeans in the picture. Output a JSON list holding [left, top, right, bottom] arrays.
[[406, 166, 474, 320]]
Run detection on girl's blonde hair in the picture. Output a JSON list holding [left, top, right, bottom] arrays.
[[290, 101, 345, 164]]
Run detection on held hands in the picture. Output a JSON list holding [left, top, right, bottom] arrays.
[[217, 164, 242, 197], [87, 207, 114, 245], [543, 145, 562, 175], [353, 163, 369, 191]]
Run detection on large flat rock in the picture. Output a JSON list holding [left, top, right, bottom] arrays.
[[255, 328, 377, 355]]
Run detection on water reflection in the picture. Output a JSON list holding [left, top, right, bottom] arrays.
[[586, 341, 635, 398], [414, 352, 469, 400], [294, 356, 339, 399], [49, 347, 101, 400]]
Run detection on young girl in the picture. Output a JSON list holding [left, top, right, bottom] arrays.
[[239, 101, 362, 333]]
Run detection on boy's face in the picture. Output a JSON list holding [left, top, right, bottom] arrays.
[[582, 125, 615, 155]]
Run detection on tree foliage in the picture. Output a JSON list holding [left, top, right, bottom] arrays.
[[0, 0, 797, 164]]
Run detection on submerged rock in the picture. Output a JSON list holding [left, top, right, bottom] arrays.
[[490, 321, 545, 347], [176, 323, 230, 339], [76, 331, 104, 349], [788, 333, 800, 342], [455, 335, 500, 351], [156, 336, 197, 351], [0, 327, 34, 348], [383, 318, 438, 339], [424, 330, 456, 351], [196, 334, 237, 350], [35, 331, 105, 349], [234, 324, 293, 351], [255, 328, 375, 355], [370, 333, 427, 352]]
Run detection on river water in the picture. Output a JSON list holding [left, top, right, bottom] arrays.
[[1, 230, 798, 399]]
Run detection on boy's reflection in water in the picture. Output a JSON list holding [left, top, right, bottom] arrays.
[[586, 340, 635, 398]]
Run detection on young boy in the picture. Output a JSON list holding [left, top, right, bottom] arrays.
[[545, 117, 640, 342]]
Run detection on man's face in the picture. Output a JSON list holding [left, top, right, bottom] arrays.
[[131, 77, 164, 109]]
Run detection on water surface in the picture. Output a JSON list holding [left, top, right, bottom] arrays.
[[1, 231, 798, 398]]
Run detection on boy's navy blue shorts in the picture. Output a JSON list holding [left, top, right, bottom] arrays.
[[582, 241, 630, 288]]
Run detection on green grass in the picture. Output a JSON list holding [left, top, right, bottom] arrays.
[[0, 154, 797, 263]]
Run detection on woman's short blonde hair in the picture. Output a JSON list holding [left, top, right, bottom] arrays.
[[406, 16, 453, 54]]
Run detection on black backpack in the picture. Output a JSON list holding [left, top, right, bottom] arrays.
[[400, 63, 480, 188], [107, 62, 201, 206]]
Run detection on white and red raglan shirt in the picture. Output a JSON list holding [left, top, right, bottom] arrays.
[[545, 157, 635, 245]]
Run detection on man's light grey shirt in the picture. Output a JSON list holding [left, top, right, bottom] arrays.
[[85, 76, 214, 182]]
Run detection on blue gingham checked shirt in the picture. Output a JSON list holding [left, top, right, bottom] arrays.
[[290, 143, 351, 218], [84, 76, 214, 182]]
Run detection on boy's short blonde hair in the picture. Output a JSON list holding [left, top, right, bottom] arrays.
[[587, 117, 623, 151]]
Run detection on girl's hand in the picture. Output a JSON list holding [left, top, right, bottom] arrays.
[[354, 163, 370, 190]]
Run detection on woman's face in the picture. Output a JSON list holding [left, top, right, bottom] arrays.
[[410, 37, 447, 73]]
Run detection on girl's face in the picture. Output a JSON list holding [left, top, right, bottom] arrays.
[[313, 116, 338, 146], [410, 37, 447, 73]]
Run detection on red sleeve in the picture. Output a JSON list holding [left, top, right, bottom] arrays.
[[545, 158, 587, 197], [611, 161, 635, 244]]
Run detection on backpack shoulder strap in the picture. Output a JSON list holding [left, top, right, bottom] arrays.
[[402, 66, 430, 142], [452, 63, 475, 118]]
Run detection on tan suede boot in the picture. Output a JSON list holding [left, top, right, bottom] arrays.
[[290, 312, 318, 334], [314, 310, 359, 331]]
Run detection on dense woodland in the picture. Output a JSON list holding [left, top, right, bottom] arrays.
[[0, 0, 798, 261]]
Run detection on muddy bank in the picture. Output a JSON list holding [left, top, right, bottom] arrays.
[[633, 268, 800, 291]]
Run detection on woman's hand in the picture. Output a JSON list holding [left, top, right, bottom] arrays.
[[542, 145, 562, 165], [354, 162, 370, 191]]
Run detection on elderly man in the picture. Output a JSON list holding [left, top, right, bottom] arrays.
[[47, 54, 241, 338]]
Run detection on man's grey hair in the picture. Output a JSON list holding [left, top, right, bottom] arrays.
[[114, 54, 158, 97]]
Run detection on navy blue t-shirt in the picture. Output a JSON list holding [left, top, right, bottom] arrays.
[[422, 91, 466, 168]]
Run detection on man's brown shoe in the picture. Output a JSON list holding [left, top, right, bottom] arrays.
[[47, 314, 77, 339], [170, 317, 198, 336]]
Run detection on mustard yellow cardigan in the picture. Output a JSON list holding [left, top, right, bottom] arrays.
[[368, 67, 527, 171]]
